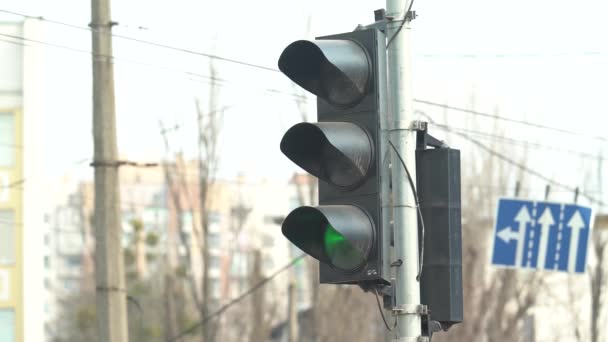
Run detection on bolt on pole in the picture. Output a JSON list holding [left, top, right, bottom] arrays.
[[385, 0, 422, 340]]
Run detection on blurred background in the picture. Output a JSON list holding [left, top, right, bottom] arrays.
[[0, 0, 607, 341]]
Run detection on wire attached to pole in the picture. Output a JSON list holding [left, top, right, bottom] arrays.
[[386, 0, 415, 48], [373, 287, 397, 331], [388, 139, 426, 281]]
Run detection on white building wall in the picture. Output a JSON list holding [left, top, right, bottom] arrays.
[[0, 18, 48, 342], [22, 19, 51, 342]]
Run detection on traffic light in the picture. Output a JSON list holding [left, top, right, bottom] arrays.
[[278, 28, 389, 285], [416, 128, 463, 329]]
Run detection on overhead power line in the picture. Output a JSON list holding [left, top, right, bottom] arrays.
[[0, 158, 90, 190], [427, 122, 603, 161], [0, 33, 307, 102], [415, 99, 608, 143], [0, 157, 159, 190], [167, 253, 306, 342], [0, 32, 230, 82], [0, 8, 280, 73], [417, 111, 607, 207]]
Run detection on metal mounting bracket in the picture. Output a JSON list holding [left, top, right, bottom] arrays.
[[393, 304, 428, 315], [355, 9, 388, 32], [399, 337, 429, 342], [414, 121, 449, 150]]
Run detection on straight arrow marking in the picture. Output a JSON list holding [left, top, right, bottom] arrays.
[[567, 210, 585, 272], [536, 207, 555, 270]]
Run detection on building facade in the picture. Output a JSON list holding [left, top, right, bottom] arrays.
[[0, 20, 24, 342], [44, 158, 300, 339], [1, 18, 56, 342]]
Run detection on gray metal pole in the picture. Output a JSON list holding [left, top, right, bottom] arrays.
[[91, 0, 129, 340], [385, 0, 422, 340]]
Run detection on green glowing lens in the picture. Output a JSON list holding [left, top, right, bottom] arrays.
[[323, 223, 364, 271]]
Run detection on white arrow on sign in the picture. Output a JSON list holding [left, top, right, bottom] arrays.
[[536, 207, 555, 270], [497, 226, 518, 243], [567, 210, 586, 272], [514, 206, 532, 267]]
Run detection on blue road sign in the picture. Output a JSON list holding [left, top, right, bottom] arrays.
[[491, 198, 593, 274]]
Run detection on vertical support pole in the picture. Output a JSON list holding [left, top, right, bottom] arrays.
[[249, 250, 264, 342], [91, 0, 129, 340], [544, 185, 551, 201], [288, 282, 299, 342], [385, 0, 422, 340], [378, 27, 394, 342]]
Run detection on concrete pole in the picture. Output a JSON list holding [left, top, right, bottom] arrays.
[[385, 0, 422, 340], [91, 0, 129, 340], [249, 250, 264, 342], [288, 282, 299, 342]]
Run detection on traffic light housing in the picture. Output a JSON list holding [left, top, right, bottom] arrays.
[[416, 131, 463, 328], [279, 28, 389, 285]]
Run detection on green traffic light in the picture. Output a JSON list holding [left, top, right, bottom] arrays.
[[323, 223, 364, 271]]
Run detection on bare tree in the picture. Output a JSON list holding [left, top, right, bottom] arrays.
[[429, 103, 544, 342], [160, 126, 202, 306], [589, 149, 607, 342], [590, 218, 608, 342], [248, 250, 280, 342], [196, 61, 224, 342]]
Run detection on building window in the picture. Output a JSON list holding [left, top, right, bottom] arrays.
[[209, 255, 221, 270], [263, 255, 274, 270], [210, 278, 221, 298], [0, 309, 15, 342], [0, 209, 15, 264], [230, 252, 248, 277], [64, 279, 77, 291], [0, 113, 15, 167], [181, 211, 194, 232], [66, 255, 81, 271], [262, 234, 274, 248], [208, 232, 221, 247], [44, 256, 50, 269], [0, 173, 8, 202], [207, 211, 221, 224]]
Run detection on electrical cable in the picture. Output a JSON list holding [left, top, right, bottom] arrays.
[[0, 9, 280, 73], [386, 0, 415, 48], [0, 158, 90, 190], [373, 287, 397, 331], [166, 253, 306, 342], [4, 7, 608, 142], [414, 100, 608, 143], [387, 139, 426, 281], [426, 122, 603, 161], [0, 32, 231, 84], [0, 33, 307, 102], [416, 110, 607, 207]]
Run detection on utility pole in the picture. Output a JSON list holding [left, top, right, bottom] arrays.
[[91, 0, 129, 340], [385, 0, 422, 340], [287, 282, 298, 342], [249, 250, 264, 342]]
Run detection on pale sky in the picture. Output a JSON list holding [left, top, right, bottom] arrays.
[[1, 0, 607, 209]]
